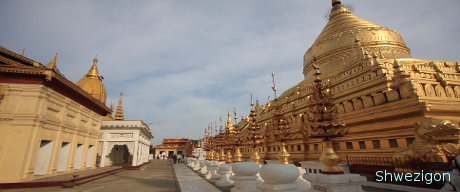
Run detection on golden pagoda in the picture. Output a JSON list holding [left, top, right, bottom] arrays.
[[243, 0, 460, 162], [303, 0, 411, 81], [76, 56, 107, 104]]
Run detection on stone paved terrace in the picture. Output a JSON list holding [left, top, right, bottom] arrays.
[[0, 159, 407, 192], [1, 160, 178, 192]]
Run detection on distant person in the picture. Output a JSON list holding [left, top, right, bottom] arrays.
[[177, 154, 182, 164], [173, 154, 177, 164]]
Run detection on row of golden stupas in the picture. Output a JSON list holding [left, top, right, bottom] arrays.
[[226, 0, 460, 161]]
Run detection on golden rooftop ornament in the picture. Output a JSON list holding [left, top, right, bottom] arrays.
[[305, 57, 347, 174], [265, 72, 296, 164], [247, 93, 263, 164]]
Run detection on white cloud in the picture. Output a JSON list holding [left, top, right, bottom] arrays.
[[1, 0, 459, 145]]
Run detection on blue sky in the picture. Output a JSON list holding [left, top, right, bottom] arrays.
[[1, 1, 459, 145]]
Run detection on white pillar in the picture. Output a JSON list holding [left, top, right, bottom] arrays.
[[145, 144, 149, 162], [137, 144, 141, 165], [141, 144, 144, 163], [142, 144, 146, 163], [137, 143, 141, 165], [132, 141, 139, 166], [146, 145, 148, 161], [100, 141, 108, 167]]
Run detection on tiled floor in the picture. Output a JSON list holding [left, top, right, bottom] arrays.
[[173, 163, 222, 192], [1, 160, 178, 192], [1, 160, 410, 192]]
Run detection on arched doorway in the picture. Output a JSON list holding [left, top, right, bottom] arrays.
[[105, 145, 130, 166]]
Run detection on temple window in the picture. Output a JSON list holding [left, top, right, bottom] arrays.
[[291, 145, 294, 151], [389, 139, 399, 148], [333, 143, 340, 150], [406, 138, 414, 146], [297, 145, 301, 151], [359, 141, 366, 149], [314, 144, 319, 151], [372, 140, 381, 148], [346, 142, 353, 149], [305, 144, 310, 151]]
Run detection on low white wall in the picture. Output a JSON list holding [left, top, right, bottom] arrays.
[[299, 161, 350, 174]]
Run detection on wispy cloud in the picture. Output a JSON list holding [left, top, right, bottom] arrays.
[[1, 0, 459, 144]]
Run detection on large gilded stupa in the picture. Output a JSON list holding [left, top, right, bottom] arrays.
[[238, 0, 460, 161], [302, 0, 411, 81]]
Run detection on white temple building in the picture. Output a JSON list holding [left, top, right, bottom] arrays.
[[192, 139, 206, 160], [97, 92, 154, 167]]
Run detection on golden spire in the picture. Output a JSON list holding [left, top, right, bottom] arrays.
[[85, 56, 100, 78], [197, 139, 201, 148], [390, 58, 411, 89], [226, 110, 232, 126], [226, 110, 235, 134], [255, 99, 261, 112], [46, 53, 58, 69], [102, 100, 115, 120], [110, 101, 114, 112], [332, 0, 341, 3], [332, 0, 341, 6], [114, 92, 124, 120], [329, 0, 350, 20], [76, 56, 107, 104], [352, 37, 365, 62], [105, 100, 114, 119]]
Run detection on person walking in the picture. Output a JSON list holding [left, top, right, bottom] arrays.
[[172, 154, 177, 164], [177, 154, 182, 164]]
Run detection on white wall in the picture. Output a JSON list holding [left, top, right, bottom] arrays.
[[85, 145, 94, 168], [57, 142, 71, 172], [33, 140, 53, 175], [73, 144, 84, 170]]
